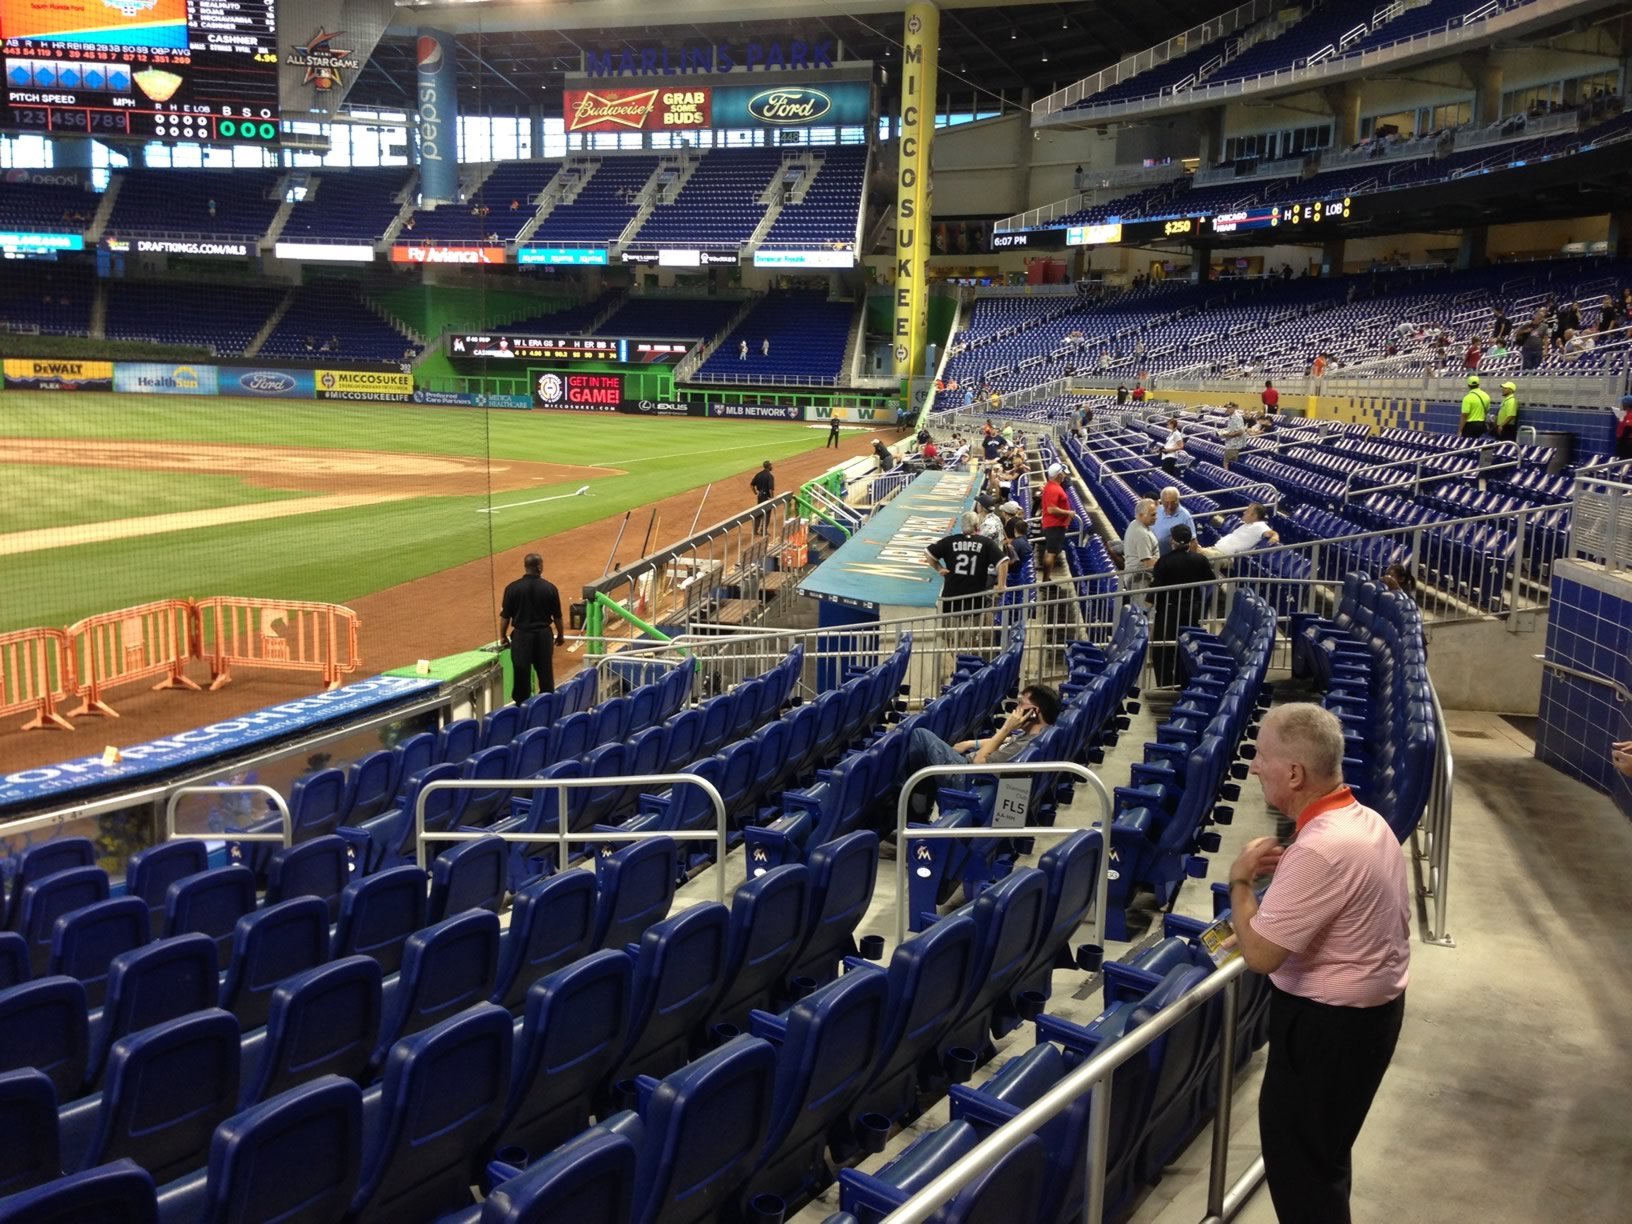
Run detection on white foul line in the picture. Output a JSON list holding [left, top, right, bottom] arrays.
[[478, 487, 594, 514]]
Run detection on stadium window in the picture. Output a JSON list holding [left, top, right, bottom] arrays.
[[0, 133, 52, 169], [810, 126, 837, 145], [541, 117, 567, 158], [840, 126, 865, 144]]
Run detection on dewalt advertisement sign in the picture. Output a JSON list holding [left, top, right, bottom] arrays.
[[2, 358, 114, 392]]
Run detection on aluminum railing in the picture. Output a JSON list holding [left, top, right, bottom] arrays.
[[1567, 465, 1632, 570], [165, 785, 291, 848], [1416, 683, 1456, 945]]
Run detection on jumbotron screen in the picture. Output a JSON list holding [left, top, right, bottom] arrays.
[[1, 0, 280, 143]]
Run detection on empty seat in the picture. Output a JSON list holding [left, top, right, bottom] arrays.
[[153, 1075, 363, 1223], [48, 896, 149, 1009], [0, 1159, 157, 1224], [497, 949, 632, 1161], [218, 897, 330, 1031], [342, 751, 398, 825], [13, 837, 97, 902], [372, 909, 500, 1066], [709, 864, 810, 1036], [838, 1121, 1047, 1224], [592, 837, 679, 951], [785, 831, 878, 989], [90, 936, 218, 1090], [240, 956, 382, 1107], [426, 835, 506, 922], [0, 932, 28, 990], [288, 768, 347, 841], [605, 902, 729, 1090], [436, 718, 480, 766], [348, 1003, 513, 1222], [264, 836, 351, 922], [164, 867, 256, 966], [0, 1068, 60, 1197], [65, 1008, 240, 1184], [939, 868, 1047, 1066], [470, 1128, 635, 1224], [122, 842, 209, 939], [332, 866, 426, 976], [0, 976, 88, 1101], [489, 870, 597, 1013], [15, 867, 110, 977]]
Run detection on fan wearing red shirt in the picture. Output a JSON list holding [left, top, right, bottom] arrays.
[[1038, 463, 1078, 581], [1261, 379, 1279, 410], [1225, 703, 1410, 1224]]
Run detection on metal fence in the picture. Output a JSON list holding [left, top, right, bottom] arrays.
[[1568, 460, 1632, 570]]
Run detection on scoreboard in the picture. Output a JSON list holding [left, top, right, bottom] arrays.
[[450, 334, 697, 365], [1, 0, 280, 143]]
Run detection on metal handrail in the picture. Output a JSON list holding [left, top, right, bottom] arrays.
[[893, 762, 1113, 950], [882, 954, 1259, 1223], [1415, 681, 1456, 946], [413, 775, 729, 903], [166, 785, 291, 846]]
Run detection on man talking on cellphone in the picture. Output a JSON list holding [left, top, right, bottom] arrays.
[[898, 683, 1060, 817]]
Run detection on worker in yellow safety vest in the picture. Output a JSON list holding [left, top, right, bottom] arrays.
[[1496, 381, 1519, 441], [1460, 374, 1491, 438]]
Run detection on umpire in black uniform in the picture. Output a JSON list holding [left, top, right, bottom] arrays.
[[499, 553, 565, 705]]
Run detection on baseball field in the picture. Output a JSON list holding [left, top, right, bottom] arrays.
[[0, 392, 850, 636]]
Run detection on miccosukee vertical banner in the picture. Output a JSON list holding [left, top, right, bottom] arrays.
[[416, 29, 459, 204], [894, 1, 938, 379]]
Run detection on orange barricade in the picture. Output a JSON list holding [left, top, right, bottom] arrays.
[[0, 627, 76, 732], [67, 599, 199, 719], [780, 521, 810, 571], [193, 598, 361, 692]]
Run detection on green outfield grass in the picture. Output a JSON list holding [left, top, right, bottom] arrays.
[[0, 393, 834, 631]]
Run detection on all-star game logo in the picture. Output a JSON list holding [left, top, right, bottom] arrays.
[[289, 29, 360, 93]]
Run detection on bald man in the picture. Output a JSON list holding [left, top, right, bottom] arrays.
[[1227, 703, 1410, 1224]]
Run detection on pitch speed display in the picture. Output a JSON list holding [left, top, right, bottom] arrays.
[[1, 0, 280, 143]]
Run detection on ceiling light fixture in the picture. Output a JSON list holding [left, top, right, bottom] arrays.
[[1010, 28, 1018, 40]]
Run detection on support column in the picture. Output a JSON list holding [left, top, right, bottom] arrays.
[[1191, 240, 1212, 283], [1608, 211, 1632, 259], [894, 1, 939, 379], [1458, 225, 1488, 270], [1321, 237, 1346, 276], [1463, 52, 1503, 125], [1321, 84, 1361, 147], [1196, 108, 1224, 166]]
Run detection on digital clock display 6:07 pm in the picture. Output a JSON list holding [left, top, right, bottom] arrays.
[[1, 0, 280, 144]]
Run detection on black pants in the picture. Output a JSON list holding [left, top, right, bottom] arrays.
[[1260, 985, 1405, 1224], [753, 496, 770, 534], [1497, 421, 1517, 441], [1458, 419, 1487, 438], [509, 630, 555, 704], [827, 429, 841, 448]]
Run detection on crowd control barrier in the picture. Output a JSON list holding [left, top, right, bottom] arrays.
[[67, 599, 199, 719], [0, 627, 76, 732], [193, 597, 362, 692]]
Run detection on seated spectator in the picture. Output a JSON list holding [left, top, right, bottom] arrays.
[[1382, 563, 1417, 596], [900, 683, 1060, 815], [1151, 524, 1215, 686], [1154, 486, 1194, 555], [1206, 503, 1279, 558]]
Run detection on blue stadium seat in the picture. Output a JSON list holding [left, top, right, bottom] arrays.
[[467, 1129, 635, 1224], [937, 868, 1047, 1067], [497, 949, 632, 1161], [331, 865, 426, 976], [0, 1159, 157, 1224], [347, 1003, 512, 1222], [163, 866, 255, 967], [15, 867, 109, 977], [838, 1122, 1047, 1224], [482, 704, 524, 751], [123, 842, 209, 939], [0, 932, 30, 991], [342, 750, 398, 825], [436, 718, 480, 766], [0, 1068, 60, 1197], [240, 956, 382, 1107], [591, 1035, 777, 1224], [217, 896, 329, 1031], [371, 909, 500, 1066], [708, 864, 809, 1036], [48, 896, 149, 1009], [64, 1008, 240, 1183], [449, 745, 514, 829], [90, 936, 218, 1090], [592, 836, 679, 951], [508, 726, 554, 782], [784, 831, 878, 989], [154, 1075, 363, 1224], [426, 835, 506, 922], [390, 734, 437, 800], [1014, 828, 1104, 1004], [13, 837, 96, 899], [489, 870, 597, 1013], [287, 768, 347, 842], [605, 902, 729, 1089], [263, 835, 350, 922], [741, 965, 890, 1211]]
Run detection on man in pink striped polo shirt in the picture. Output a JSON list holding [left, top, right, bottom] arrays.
[[1224, 703, 1410, 1224]]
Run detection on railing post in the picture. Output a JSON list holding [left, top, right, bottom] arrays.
[[1205, 974, 1243, 1217]]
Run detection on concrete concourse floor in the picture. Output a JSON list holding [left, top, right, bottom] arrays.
[[750, 687, 1632, 1223]]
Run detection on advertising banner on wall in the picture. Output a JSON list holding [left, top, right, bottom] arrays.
[[416, 28, 460, 204], [103, 237, 250, 258], [516, 247, 610, 266], [273, 241, 376, 263], [2, 358, 113, 391], [531, 370, 625, 410], [390, 245, 507, 265], [412, 389, 533, 409], [803, 403, 904, 424], [706, 402, 803, 421], [315, 369, 413, 401], [219, 367, 319, 398], [113, 362, 220, 395], [563, 81, 869, 134], [752, 248, 855, 267]]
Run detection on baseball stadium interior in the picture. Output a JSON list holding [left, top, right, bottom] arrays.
[[0, 0, 1630, 1219]]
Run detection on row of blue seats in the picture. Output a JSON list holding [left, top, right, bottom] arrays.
[[1293, 575, 1437, 841]]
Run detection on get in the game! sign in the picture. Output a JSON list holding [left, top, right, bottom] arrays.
[[532, 371, 625, 410]]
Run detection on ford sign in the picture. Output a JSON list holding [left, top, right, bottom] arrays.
[[746, 87, 831, 124], [237, 371, 297, 394]]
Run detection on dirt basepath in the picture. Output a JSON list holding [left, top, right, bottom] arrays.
[[0, 429, 890, 777]]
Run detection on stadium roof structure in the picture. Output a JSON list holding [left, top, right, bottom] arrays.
[[352, 2, 1224, 111]]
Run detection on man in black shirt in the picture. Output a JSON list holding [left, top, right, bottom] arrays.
[[926, 511, 1009, 652], [1150, 524, 1215, 686], [827, 416, 842, 448], [750, 460, 774, 536], [499, 553, 566, 705], [873, 439, 895, 472]]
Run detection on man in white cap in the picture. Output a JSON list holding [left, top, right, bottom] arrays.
[[999, 499, 1032, 568], [1039, 462, 1078, 582]]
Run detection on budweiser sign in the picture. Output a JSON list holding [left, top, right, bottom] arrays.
[[563, 87, 711, 133]]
